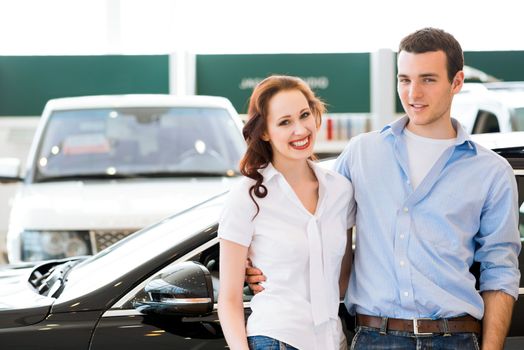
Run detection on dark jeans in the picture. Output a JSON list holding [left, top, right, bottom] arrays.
[[248, 336, 299, 350], [351, 326, 480, 350]]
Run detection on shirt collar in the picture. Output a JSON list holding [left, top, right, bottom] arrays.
[[258, 160, 332, 184], [380, 115, 477, 153], [258, 162, 279, 182]]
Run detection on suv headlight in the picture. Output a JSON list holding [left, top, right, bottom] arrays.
[[21, 230, 92, 261]]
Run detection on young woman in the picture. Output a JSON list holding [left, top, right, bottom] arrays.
[[218, 75, 355, 350]]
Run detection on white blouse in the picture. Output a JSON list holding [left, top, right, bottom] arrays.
[[218, 161, 355, 350]]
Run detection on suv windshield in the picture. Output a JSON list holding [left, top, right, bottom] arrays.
[[34, 107, 245, 182]]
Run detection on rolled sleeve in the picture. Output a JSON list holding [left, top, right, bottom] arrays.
[[476, 165, 521, 300], [218, 179, 257, 247], [334, 139, 354, 181]]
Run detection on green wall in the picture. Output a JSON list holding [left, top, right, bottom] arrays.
[[196, 53, 370, 114], [0, 55, 169, 116], [1, 51, 522, 117], [464, 51, 524, 81]]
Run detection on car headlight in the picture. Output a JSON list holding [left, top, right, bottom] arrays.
[[21, 230, 92, 261]]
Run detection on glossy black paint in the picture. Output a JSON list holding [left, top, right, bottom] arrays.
[[0, 311, 101, 350], [135, 261, 214, 316], [91, 313, 226, 350], [0, 305, 51, 329]]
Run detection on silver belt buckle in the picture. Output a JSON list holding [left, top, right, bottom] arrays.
[[413, 318, 433, 335]]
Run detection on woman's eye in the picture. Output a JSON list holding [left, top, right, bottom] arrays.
[[278, 120, 290, 126], [300, 112, 310, 119]]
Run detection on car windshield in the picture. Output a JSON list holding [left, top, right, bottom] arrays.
[[34, 107, 245, 182]]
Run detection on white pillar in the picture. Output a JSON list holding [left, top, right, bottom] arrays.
[[169, 51, 196, 95], [106, 0, 121, 53], [370, 49, 396, 131]]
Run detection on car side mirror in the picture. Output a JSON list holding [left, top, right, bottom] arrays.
[[0, 158, 22, 182], [133, 261, 214, 316]]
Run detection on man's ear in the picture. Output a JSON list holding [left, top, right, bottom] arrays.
[[452, 71, 465, 93]]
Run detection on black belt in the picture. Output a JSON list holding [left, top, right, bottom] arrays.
[[356, 314, 481, 335]]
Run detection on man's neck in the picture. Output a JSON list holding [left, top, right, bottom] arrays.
[[405, 118, 456, 139]]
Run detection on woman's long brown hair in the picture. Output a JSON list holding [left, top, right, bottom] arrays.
[[240, 75, 326, 217]]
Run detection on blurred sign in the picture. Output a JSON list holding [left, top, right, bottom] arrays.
[[196, 53, 370, 114]]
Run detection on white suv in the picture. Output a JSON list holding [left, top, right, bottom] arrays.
[[0, 95, 245, 263], [451, 82, 524, 134]]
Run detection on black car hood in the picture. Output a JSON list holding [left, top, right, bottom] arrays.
[[0, 265, 54, 328]]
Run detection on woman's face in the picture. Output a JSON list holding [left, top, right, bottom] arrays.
[[263, 89, 317, 165]]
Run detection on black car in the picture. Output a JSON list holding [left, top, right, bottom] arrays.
[[0, 139, 523, 350]]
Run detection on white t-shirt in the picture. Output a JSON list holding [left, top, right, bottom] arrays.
[[218, 161, 355, 350], [403, 129, 456, 189]]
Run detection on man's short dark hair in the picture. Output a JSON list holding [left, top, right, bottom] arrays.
[[399, 27, 464, 82]]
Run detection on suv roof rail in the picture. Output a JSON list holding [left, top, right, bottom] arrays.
[[458, 83, 489, 94], [484, 81, 524, 91]]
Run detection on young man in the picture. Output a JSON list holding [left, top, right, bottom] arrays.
[[247, 28, 521, 349]]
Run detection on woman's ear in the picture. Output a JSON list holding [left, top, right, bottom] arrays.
[[315, 114, 322, 130], [261, 132, 270, 142]]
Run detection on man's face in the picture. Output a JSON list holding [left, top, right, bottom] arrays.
[[397, 50, 464, 136]]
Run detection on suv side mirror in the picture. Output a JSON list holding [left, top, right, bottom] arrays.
[[133, 261, 214, 316], [0, 158, 22, 182]]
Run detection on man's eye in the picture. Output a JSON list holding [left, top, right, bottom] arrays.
[[423, 78, 436, 83], [398, 79, 410, 84]]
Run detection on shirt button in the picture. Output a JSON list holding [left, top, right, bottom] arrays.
[[400, 234, 405, 239], [403, 207, 409, 213], [404, 292, 409, 297], [400, 260, 405, 266]]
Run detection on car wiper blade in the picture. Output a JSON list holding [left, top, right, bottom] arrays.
[[31, 258, 85, 297], [121, 171, 240, 177], [36, 171, 239, 182], [36, 173, 136, 182]]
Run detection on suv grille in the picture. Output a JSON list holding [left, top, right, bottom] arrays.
[[90, 230, 137, 253]]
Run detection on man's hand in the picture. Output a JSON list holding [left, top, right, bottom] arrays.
[[245, 259, 266, 294]]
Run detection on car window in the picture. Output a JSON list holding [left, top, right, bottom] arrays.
[[517, 174, 524, 289], [187, 242, 253, 303], [35, 107, 245, 181], [511, 108, 524, 132], [517, 175, 524, 241], [125, 238, 253, 311], [472, 110, 500, 133]]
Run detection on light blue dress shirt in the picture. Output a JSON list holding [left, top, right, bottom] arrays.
[[335, 116, 521, 320]]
